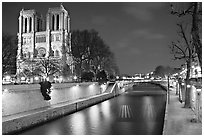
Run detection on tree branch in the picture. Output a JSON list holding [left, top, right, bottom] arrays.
[[171, 3, 194, 17]]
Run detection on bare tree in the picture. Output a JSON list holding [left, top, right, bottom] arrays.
[[171, 2, 202, 68], [34, 57, 62, 79], [170, 23, 196, 108]]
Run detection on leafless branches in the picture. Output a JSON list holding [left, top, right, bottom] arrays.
[[171, 2, 202, 67]]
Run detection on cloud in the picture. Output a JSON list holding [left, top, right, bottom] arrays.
[[123, 3, 165, 21], [115, 28, 165, 55], [132, 29, 165, 40], [91, 15, 119, 26], [91, 16, 108, 25], [116, 37, 142, 55]]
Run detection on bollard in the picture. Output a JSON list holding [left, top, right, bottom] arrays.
[[197, 88, 202, 122]]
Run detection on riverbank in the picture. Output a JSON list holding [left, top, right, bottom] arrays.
[[163, 87, 202, 135]]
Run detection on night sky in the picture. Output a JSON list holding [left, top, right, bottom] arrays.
[[2, 2, 187, 75]]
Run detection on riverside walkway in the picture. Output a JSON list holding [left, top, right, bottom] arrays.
[[163, 87, 202, 135]]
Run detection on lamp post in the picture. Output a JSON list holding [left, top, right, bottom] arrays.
[[167, 75, 170, 104]]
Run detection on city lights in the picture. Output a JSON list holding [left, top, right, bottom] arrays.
[[88, 83, 96, 90], [73, 76, 77, 80], [187, 85, 191, 88], [34, 76, 39, 81], [197, 88, 201, 92], [21, 77, 25, 81], [5, 75, 11, 80]]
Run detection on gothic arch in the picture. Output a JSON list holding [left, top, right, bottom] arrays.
[[56, 14, 59, 30], [52, 15, 55, 30], [25, 18, 27, 32], [55, 50, 59, 57]]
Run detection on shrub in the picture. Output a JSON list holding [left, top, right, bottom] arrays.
[[81, 71, 94, 82]]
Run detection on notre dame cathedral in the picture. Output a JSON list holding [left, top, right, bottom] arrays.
[[16, 4, 73, 83]]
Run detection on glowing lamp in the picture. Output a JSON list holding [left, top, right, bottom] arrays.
[[34, 76, 39, 81], [21, 77, 25, 81], [73, 76, 77, 80], [5, 75, 11, 80]]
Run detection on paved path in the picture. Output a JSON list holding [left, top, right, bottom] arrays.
[[164, 87, 202, 135]]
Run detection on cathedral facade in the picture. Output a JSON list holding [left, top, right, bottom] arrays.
[[16, 4, 73, 82]]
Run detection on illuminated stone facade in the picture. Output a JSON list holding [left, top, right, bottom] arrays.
[[16, 4, 73, 82]]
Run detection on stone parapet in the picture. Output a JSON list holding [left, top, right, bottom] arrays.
[[2, 82, 127, 135]]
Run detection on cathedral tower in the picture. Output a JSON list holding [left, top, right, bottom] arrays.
[[16, 4, 73, 83]]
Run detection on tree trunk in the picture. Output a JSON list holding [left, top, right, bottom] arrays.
[[184, 60, 192, 108], [192, 2, 202, 69]]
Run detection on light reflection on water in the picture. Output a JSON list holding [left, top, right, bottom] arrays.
[[89, 105, 100, 129], [45, 122, 62, 135], [142, 96, 156, 134], [69, 112, 87, 135], [101, 100, 111, 120], [18, 86, 166, 135]]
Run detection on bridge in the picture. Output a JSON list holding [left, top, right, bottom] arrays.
[[2, 80, 169, 135]]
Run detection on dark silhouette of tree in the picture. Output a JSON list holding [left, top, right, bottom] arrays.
[[96, 70, 108, 84], [103, 52, 120, 76], [171, 2, 202, 69], [154, 65, 166, 78], [2, 32, 17, 75], [71, 29, 119, 79], [154, 65, 174, 78], [81, 71, 94, 82], [71, 30, 91, 77]]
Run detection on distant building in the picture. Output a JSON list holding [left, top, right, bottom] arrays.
[[16, 4, 73, 83]]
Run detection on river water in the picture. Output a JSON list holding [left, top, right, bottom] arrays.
[[18, 83, 167, 135]]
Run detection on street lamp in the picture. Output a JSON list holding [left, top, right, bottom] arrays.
[[73, 75, 77, 81]]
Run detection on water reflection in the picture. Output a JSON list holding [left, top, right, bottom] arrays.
[[143, 96, 155, 119], [101, 100, 111, 120], [18, 84, 166, 135], [69, 113, 87, 134], [89, 105, 100, 129], [142, 96, 156, 134], [45, 123, 62, 135]]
